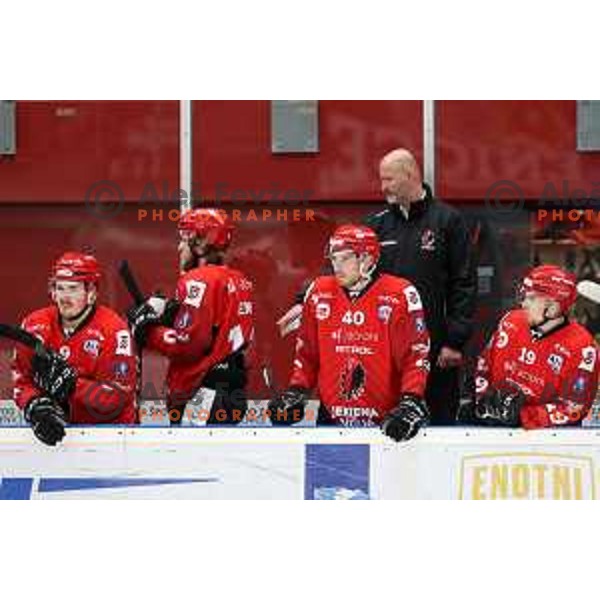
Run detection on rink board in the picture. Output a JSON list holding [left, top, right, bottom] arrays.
[[2, 427, 600, 499]]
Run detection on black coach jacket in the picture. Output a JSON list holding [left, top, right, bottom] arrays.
[[363, 183, 476, 353]]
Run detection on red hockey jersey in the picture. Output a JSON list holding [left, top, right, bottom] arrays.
[[13, 305, 137, 424], [289, 274, 430, 425], [146, 264, 254, 402], [476, 309, 600, 428]]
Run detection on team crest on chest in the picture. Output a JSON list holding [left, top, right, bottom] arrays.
[[377, 305, 392, 323], [83, 339, 100, 357], [339, 358, 366, 402], [420, 229, 436, 251], [547, 353, 564, 374]]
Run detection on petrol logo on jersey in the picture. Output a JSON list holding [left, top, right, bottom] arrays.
[[547, 353, 564, 374]]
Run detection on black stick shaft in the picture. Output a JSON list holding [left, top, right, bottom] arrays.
[[118, 260, 145, 305]]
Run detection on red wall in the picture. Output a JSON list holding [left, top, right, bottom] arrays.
[[195, 100, 422, 201], [438, 100, 600, 200], [0, 101, 179, 202]]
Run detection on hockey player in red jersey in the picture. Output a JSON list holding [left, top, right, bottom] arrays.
[[269, 224, 431, 442], [460, 265, 599, 429], [12, 252, 137, 446], [127, 209, 254, 425]]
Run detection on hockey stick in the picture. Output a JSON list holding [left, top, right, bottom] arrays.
[[0, 323, 49, 358], [261, 364, 277, 399], [118, 259, 146, 306], [118, 259, 147, 421]]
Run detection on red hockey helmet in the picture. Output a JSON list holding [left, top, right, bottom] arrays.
[[326, 224, 380, 265], [178, 209, 234, 251], [520, 265, 577, 312], [50, 252, 101, 285]]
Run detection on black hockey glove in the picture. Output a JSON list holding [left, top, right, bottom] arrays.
[[381, 395, 430, 442], [456, 396, 477, 424], [474, 385, 525, 426], [146, 293, 180, 327], [161, 298, 181, 327], [24, 397, 67, 446], [268, 387, 308, 426], [127, 302, 161, 347], [456, 365, 477, 424], [31, 350, 77, 410]]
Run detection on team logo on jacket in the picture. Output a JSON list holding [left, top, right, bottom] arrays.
[[377, 305, 392, 323], [547, 353, 564, 374], [414, 317, 426, 333], [340, 358, 366, 402], [59, 346, 70, 359], [316, 302, 330, 321], [420, 229, 436, 251], [83, 339, 100, 357]]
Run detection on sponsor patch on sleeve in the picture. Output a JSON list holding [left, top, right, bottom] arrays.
[[183, 280, 207, 308], [115, 330, 132, 356], [403, 286, 423, 312], [578, 346, 597, 373]]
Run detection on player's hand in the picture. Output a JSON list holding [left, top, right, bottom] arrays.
[[127, 302, 161, 346], [161, 298, 181, 327], [146, 294, 167, 318], [31, 350, 77, 409], [146, 295, 180, 327], [474, 385, 525, 426], [276, 304, 303, 338], [268, 387, 307, 426], [381, 395, 430, 442], [24, 397, 67, 446], [437, 346, 463, 369]]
